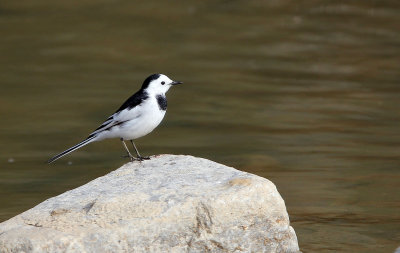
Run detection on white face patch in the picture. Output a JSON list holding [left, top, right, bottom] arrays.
[[146, 74, 174, 95]]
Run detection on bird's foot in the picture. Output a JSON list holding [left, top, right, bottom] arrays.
[[137, 156, 150, 161], [122, 154, 140, 162], [121, 154, 150, 162]]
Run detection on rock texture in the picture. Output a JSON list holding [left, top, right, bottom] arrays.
[[0, 155, 299, 253]]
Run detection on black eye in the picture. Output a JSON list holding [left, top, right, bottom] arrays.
[[161, 81, 165, 85]]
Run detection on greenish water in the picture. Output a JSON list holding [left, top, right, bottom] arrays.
[[1, 1, 399, 252]]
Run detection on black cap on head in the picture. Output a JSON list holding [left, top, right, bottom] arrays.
[[141, 74, 161, 90]]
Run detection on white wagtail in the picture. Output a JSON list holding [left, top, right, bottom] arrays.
[[48, 74, 182, 163]]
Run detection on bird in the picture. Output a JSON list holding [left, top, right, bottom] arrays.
[[48, 73, 182, 164]]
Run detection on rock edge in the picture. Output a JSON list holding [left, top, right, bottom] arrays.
[[0, 155, 300, 253]]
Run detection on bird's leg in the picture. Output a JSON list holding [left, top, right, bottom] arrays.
[[130, 140, 150, 161], [120, 138, 137, 162]]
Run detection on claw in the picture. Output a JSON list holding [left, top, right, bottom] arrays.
[[137, 156, 150, 161], [121, 154, 138, 162], [121, 154, 150, 162]]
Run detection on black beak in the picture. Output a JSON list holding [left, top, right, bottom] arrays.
[[171, 80, 183, 85]]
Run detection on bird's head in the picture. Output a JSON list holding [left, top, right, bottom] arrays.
[[141, 74, 182, 95]]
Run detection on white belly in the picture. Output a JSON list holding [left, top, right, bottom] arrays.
[[119, 108, 166, 140], [96, 96, 166, 141]]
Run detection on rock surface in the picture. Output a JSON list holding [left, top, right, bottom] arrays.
[[0, 155, 299, 253]]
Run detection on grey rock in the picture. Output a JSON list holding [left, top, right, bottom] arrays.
[[0, 155, 300, 253]]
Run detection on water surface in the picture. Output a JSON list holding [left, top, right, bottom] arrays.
[[0, 1, 399, 252]]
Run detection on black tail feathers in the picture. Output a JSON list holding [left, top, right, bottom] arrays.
[[47, 136, 96, 164]]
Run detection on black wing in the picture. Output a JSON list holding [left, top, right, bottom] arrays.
[[115, 89, 149, 113]]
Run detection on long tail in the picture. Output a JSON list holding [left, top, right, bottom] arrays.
[[47, 136, 97, 164]]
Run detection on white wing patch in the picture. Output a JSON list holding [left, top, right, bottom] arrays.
[[90, 105, 143, 136]]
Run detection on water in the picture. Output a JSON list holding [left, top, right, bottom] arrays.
[[1, 1, 399, 252]]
